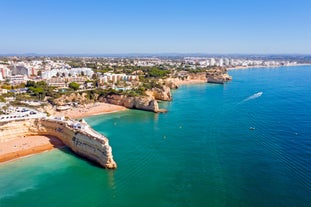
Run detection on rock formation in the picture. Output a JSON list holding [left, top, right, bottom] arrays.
[[146, 85, 172, 101], [53, 92, 95, 106], [206, 68, 232, 84], [188, 72, 208, 81], [98, 94, 166, 113], [0, 118, 117, 169], [164, 80, 179, 89]]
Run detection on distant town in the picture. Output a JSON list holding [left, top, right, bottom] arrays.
[[0, 54, 309, 116], [0, 55, 307, 86]]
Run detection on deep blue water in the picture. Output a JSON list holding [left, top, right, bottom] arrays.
[[0, 66, 310, 207]]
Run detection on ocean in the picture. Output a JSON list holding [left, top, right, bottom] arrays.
[[1, 66, 310, 207]]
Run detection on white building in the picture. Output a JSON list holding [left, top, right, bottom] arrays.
[[7, 75, 27, 85], [224, 58, 230, 66], [219, 58, 224, 67], [99, 73, 139, 84], [41, 67, 94, 79], [210, 58, 216, 66]]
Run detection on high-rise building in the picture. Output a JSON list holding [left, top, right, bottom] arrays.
[[219, 58, 224, 67], [210, 58, 216, 66], [224, 58, 230, 66]]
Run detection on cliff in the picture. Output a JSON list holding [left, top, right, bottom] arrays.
[[146, 85, 172, 101], [0, 118, 117, 169], [206, 68, 232, 84], [164, 73, 207, 87], [164, 80, 179, 89], [53, 92, 93, 106], [98, 94, 166, 113], [188, 72, 208, 81]]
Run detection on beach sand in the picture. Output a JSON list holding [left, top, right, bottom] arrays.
[[52, 102, 128, 119], [0, 135, 65, 163], [0, 103, 127, 164]]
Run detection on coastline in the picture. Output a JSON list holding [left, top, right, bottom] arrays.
[[0, 135, 65, 163], [0, 103, 126, 164], [0, 78, 214, 165], [1, 63, 306, 165], [227, 63, 311, 70], [51, 102, 128, 119]]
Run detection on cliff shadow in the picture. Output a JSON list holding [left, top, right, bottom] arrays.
[[55, 146, 107, 169]]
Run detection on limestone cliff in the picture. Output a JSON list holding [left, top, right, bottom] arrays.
[[53, 92, 96, 106], [0, 119, 117, 169], [146, 86, 172, 101], [99, 94, 165, 113], [206, 68, 232, 84], [164, 80, 179, 89], [188, 72, 208, 81]]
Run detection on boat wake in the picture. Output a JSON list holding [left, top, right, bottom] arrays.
[[240, 92, 263, 103]]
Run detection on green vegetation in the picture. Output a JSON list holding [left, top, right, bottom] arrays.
[[0, 96, 5, 102], [27, 81, 48, 100], [145, 67, 170, 78], [68, 82, 80, 91], [84, 90, 96, 100], [25, 80, 60, 101], [1, 83, 26, 90], [67, 61, 84, 68]]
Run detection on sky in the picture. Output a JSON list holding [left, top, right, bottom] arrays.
[[0, 0, 310, 54]]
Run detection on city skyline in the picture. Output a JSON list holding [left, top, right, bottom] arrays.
[[1, 0, 311, 54]]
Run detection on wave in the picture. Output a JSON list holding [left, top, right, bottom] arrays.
[[240, 92, 263, 103]]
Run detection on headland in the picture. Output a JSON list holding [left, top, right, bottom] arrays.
[[0, 107, 117, 169]]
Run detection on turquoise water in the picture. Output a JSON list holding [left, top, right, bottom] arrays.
[[1, 66, 311, 207]]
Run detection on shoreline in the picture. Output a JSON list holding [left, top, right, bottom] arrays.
[[0, 135, 65, 164], [0, 103, 127, 164], [227, 63, 311, 70], [51, 102, 128, 119], [0, 70, 241, 164]]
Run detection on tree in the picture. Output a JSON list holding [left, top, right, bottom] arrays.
[[69, 82, 80, 91], [26, 80, 36, 87], [0, 95, 5, 102], [92, 73, 98, 80], [28, 86, 45, 100]]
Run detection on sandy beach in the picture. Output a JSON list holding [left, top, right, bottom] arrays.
[[0, 135, 65, 163], [52, 102, 128, 119]]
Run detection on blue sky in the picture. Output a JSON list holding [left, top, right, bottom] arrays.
[[0, 0, 310, 54]]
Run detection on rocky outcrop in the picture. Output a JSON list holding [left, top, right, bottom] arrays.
[[164, 81, 178, 89], [0, 119, 117, 169], [53, 92, 96, 106], [188, 72, 208, 81], [206, 68, 232, 84], [99, 94, 166, 113], [146, 86, 172, 101]]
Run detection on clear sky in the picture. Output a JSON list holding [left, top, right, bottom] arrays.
[[0, 0, 310, 54]]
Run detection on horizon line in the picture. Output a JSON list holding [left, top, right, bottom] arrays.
[[1, 52, 311, 57]]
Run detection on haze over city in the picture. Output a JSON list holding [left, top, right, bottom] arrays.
[[1, 0, 311, 55]]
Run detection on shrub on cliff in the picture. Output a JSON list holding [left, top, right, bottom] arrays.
[[69, 82, 80, 91]]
